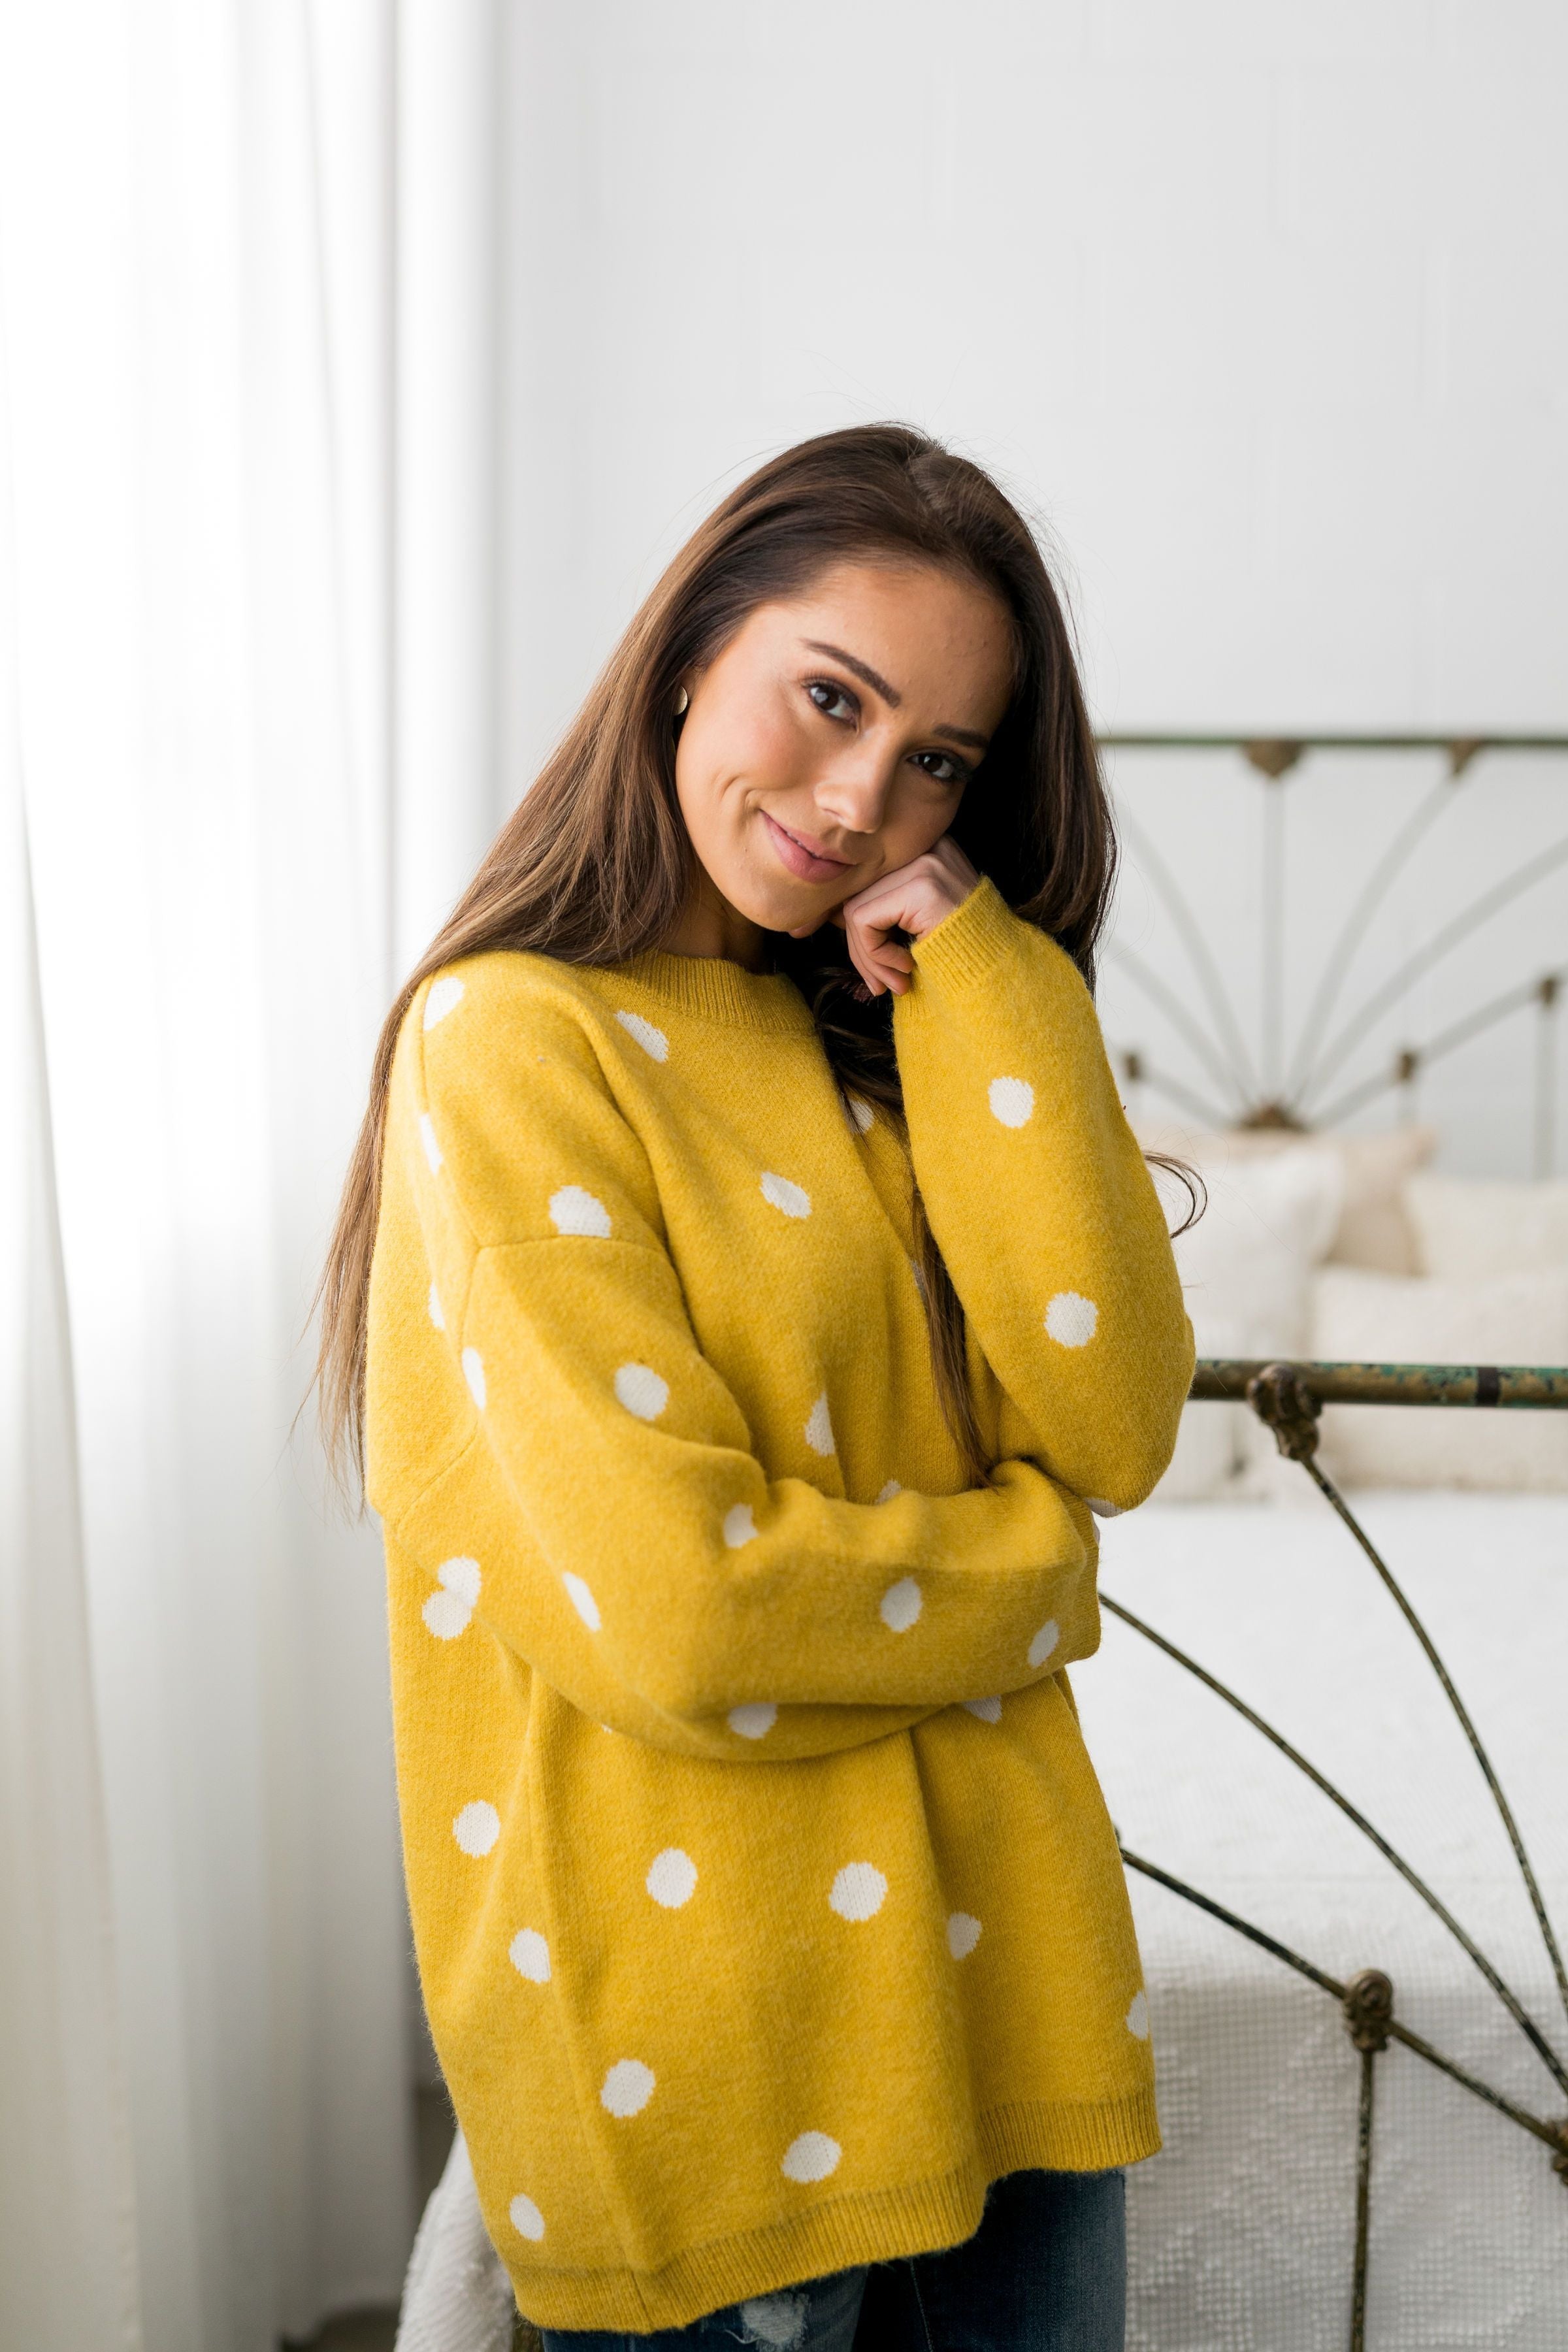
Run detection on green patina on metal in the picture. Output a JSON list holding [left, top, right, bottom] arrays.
[[1189, 1358, 1568, 1408]]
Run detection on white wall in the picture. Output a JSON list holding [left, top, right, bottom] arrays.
[[497, 1, 1568, 1171]]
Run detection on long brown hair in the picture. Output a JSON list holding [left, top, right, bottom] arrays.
[[316, 423, 1124, 1492]]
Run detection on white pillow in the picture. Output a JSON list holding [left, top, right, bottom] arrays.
[[1407, 1175, 1568, 1281], [1147, 1147, 1345, 1500], [1310, 1265, 1568, 1491], [1137, 1120, 1435, 1273]]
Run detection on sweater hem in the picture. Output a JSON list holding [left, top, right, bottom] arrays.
[[506, 2087, 1160, 2334]]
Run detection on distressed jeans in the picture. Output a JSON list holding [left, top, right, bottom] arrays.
[[536, 2165, 1126, 2351]]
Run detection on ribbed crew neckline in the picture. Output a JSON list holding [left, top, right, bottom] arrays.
[[602, 947, 818, 1035]]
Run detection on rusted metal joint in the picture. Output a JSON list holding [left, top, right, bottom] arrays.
[[1343, 1968, 1394, 2054], [1247, 1362, 1323, 1462], [1242, 738, 1303, 779]]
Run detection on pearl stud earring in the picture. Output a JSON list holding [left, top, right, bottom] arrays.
[[673, 686, 689, 715]]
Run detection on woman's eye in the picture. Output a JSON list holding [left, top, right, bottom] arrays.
[[911, 750, 968, 787], [806, 679, 857, 723]]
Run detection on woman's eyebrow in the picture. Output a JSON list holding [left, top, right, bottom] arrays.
[[803, 640, 902, 706], [803, 639, 990, 753]]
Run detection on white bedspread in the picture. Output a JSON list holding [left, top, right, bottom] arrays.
[[1076, 1490, 1568, 2352]]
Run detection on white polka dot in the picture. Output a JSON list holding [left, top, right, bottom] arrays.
[[421, 1556, 482, 1640], [781, 2132, 841, 2184], [963, 1695, 1003, 1723], [646, 1847, 698, 1908], [846, 1094, 875, 1134], [727, 1702, 777, 1740], [1028, 1620, 1060, 1669], [947, 1911, 983, 1959], [453, 1800, 500, 1857], [423, 975, 465, 1030], [804, 1392, 835, 1456], [419, 1112, 443, 1172], [428, 1282, 446, 1330], [1045, 1291, 1098, 1348], [600, 2059, 655, 2117], [563, 1573, 601, 1631], [1126, 1989, 1150, 2040], [549, 1184, 612, 1238], [616, 1009, 668, 1062], [509, 2191, 544, 2241], [509, 1929, 550, 1983], [422, 1590, 468, 1640], [879, 1577, 922, 1632], [875, 1479, 902, 1504], [988, 1076, 1035, 1128], [440, 1556, 481, 1607], [1086, 1496, 1123, 1518], [829, 1863, 888, 1921], [615, 1362, 668, 1420], [760, 1170, 811, 1219], [462, 1347, 486, 1409], [723, 1503, 757, 1548]]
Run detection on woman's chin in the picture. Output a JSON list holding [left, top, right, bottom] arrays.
[[724, 868, 840, 939]]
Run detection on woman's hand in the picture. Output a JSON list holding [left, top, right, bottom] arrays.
[[792, 837, 981, 998]]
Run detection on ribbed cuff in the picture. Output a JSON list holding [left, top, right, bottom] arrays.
[[908, 874, 1028, 994]]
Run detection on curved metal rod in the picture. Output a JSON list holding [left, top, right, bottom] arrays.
[[1115, 1055, 1233, 1133], [1313, 964, 1567, 1129], [1102, 1595, 1568, 2093], [1119, 1850, 1568, 2157], [1117, 809, 1261, 1096], [1262, 779, 1286, 1098], [1303, 1458, 1568, 2033], [1284, 770, 1465, 1101], [1103, 941, 1249, 1111], [1301, 831, 1568, 1105]]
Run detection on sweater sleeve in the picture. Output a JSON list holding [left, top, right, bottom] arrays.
[[373, 962, 1102, 1764], [892, 877, 1194, 1512]]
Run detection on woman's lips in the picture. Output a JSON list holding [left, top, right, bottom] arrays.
[[761, 809, 853, 884]]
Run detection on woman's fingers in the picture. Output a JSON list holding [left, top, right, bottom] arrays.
[[790, 843, 978, 996], [839, 858, 968, 994], [842, 915, 914, 998]]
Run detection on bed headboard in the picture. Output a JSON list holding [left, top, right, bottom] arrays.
[[1096, 734, 1568, 1176]]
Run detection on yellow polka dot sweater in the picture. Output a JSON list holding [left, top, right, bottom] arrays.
[[365, 875, 1194, 2332]]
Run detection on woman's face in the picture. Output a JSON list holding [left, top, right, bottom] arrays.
[[668, 559, 1014, 964]]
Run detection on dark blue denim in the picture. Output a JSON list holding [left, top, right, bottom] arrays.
[[536, 2165, 1126, 2351]]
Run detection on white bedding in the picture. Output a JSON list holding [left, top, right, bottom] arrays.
[[1077, 1491, 1568, 2351]]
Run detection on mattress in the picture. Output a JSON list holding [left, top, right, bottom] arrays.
[[1075, 1490, 1568, 2351]]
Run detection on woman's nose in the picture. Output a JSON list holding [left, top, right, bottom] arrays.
[[814, 743, 898, 838]]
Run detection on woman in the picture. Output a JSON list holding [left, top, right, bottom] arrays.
[[317, 425, 1194, 2351]]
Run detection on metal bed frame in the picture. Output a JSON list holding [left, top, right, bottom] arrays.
[[1129, 1361, 1568, 2352], [1090, 731, 1568, 2345], [1099, 732, 1568, 1161]]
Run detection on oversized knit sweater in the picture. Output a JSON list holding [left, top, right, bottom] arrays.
[[365, 875, 1194, 2333]]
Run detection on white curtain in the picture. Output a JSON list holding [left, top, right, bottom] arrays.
[[0, 3, 502, 2345]]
